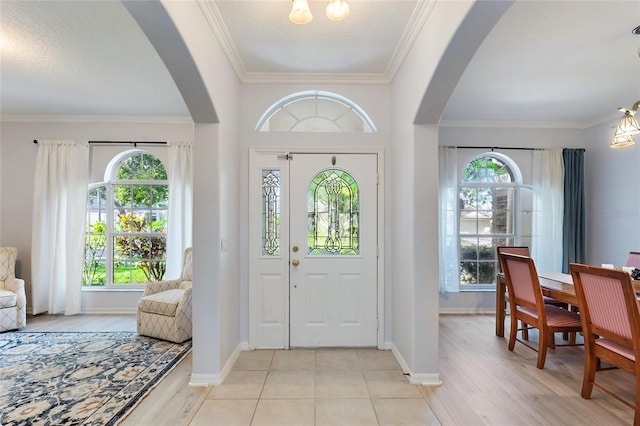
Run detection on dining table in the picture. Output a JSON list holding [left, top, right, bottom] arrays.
[[495, 270, 640, 337]]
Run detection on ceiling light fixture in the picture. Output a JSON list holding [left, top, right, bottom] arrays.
[[289, 0, 313, 25], [610, 101, 640, 148], [610, 26, 640, 148], [326, 0, 350, 22], [289, 0, 350, 24]]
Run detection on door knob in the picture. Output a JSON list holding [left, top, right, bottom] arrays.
[[291, 259, 300, 266]]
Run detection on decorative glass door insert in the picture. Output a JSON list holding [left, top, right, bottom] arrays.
[[308, 169, 359, 255]]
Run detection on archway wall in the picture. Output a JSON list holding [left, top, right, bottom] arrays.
[[123, 0, 242, 384], [390, 0, 514, 383]]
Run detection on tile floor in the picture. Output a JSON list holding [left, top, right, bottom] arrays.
[[189, 349, 440, 426]]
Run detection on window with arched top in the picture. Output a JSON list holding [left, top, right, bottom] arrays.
[[458, 153, 530, 287], [256, 90, 376, 133], [84, 150, 169, 288]]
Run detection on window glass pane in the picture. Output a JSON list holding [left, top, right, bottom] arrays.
[[262, 169, 281, 256], [460, 238, 478, 260], [84, 151, 168, 288], [84, 186, 107, 286], [308, 169, 359, 255], [458, 154, 521, 288]]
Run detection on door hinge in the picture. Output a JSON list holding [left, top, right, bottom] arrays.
[[376, 174, 379, 185], [277, 153, 293, 160]]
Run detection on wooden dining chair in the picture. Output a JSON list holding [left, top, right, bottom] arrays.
[[570, 263, 640, 425], [497, 246, 567, 308], [626, 252, 640, 269], [501, 253, 583, 369], [497, 246, 569, 341]]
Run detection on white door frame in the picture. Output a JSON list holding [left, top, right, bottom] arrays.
[[248, 147, 385, 349]]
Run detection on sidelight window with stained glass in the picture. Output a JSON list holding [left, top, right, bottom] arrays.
[[262, 169, 281, 256], [307, 169, 359, 255]]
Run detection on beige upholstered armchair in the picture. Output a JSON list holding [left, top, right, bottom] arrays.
[[0, 247, 26, 332], [137, 247, 192, 343]]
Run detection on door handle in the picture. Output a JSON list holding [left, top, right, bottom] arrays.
[[291, 259, 300, 267]]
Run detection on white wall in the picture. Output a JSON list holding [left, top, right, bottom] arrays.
[[156, 0, 242, 384], [584, 119, 640, 267], [0, 119, 193, 312]]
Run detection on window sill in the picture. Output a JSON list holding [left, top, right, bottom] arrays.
[[82, 287, 144, 292]]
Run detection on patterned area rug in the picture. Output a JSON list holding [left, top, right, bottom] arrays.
[[0, 331, 192, 425]]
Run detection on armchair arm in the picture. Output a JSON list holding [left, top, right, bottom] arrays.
[[4, 277, 25, 293], [175, 285, 192, 319], [143, 279, 181, 296]]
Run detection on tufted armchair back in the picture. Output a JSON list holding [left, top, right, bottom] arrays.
[[181, 247, 193, 281], [0, 247, 27, 331], [0, 247, 18, 284]]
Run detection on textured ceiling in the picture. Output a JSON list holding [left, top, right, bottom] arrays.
[[1, 0, 639, 128]]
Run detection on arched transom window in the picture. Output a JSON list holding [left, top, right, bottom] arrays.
[[257, 90, 376, 133]]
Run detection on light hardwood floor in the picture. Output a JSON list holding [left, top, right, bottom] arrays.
[[19, 313, 636, 425]]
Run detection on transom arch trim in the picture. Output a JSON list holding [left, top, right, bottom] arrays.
[[256, 90, 377, 133]]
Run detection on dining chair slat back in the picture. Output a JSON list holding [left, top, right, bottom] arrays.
[[501, 253, 583, 369], [626, 252, 640, 269], [570, 263, 640, 423], [496, 246, 530, 273]]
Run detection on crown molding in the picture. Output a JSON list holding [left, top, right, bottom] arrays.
[[438, 119, 589, 130], [198, 0, 247, 81], [385, 0, 436, 81], [240, 71, 390, 85], [0, 114, 193, 124]]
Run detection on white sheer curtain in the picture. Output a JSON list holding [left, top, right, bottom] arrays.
[[531, 148, 564, 274], [165, 141, 193, 278], [31, 140, 89, 315], [439, 146, 459, 293]]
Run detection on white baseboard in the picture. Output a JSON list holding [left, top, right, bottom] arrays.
[[189, 342, 243, 387], [189, 373, 221, 387], [439, 308, 495, 314], [81, 308, 137, 314], [388, 342, 442, 387]]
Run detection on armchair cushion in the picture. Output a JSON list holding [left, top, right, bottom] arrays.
[[0, 290, 18, 309], [139, 288, 186, 317]]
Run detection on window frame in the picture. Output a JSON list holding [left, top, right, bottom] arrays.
[[83, 149, 169, 290], [457, 153, 524, 291]]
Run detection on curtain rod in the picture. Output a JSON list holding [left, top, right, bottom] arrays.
[[452, 146, 540, 151], [451, 146, 586, 152], [33, 140, 167, 146]]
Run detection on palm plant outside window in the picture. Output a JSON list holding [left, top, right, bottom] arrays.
[[459, 155, 518, 287], [84, 151, 168, 287]]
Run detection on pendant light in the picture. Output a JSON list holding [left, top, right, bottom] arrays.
[[326, 0, 350, 22], [289, 0, 313, 25]]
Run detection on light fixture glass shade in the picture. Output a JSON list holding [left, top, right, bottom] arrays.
[[290, 0, 313, 24], [326, 0, 350, 22], [610, 133, 636, 148], [612, 109, 640, 139]]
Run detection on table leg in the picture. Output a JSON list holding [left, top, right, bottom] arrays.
[[496, 273, 506, 337]]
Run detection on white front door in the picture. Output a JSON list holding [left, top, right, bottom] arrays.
[[249, 150, 380, 349], [289, 153, 378, 347]]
